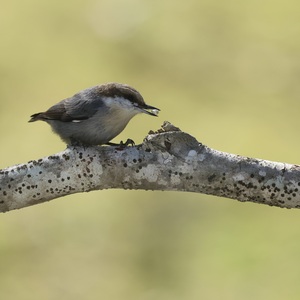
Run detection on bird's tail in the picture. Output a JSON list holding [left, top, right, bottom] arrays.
[[28, 113, 44, 122]]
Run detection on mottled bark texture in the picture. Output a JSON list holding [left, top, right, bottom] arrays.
[[1, 122, 300, 212]]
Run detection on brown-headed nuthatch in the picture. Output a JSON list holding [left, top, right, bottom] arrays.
[[29, 83, 160, 146]]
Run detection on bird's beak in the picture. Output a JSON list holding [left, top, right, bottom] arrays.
[[141, 104, 160, 116]]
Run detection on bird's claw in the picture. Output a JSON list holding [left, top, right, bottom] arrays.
[[120, 139, 135, 147], [105, 138, 135, 149]]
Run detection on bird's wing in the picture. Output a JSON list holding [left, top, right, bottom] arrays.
[[43, 93, 106, 122]]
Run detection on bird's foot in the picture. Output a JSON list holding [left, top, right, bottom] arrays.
[[120, 138, 135, 147], [106, 139, 135, 149]]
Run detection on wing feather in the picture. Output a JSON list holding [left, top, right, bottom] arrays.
[[33, 90, 106, 122]]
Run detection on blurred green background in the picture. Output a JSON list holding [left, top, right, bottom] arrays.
[[1, 0, 300, 299]]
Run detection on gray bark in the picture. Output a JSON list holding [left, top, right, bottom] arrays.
[[1, 122, 299, 212]]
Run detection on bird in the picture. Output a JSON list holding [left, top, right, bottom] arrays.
[[29, 82, 160, 146]]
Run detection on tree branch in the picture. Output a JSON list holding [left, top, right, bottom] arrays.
[[1, 122, 300, 212]]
